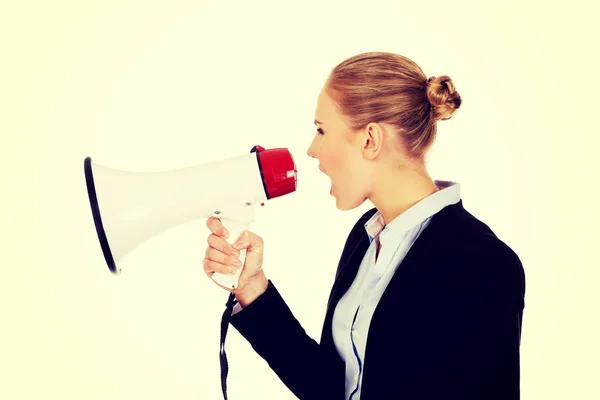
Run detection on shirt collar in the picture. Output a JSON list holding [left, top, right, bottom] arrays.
[[364, 180, 461, 244]]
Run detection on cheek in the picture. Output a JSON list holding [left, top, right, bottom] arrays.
[[325, 150, 349, 179], [330, 152, 361, 187], [320, 144, 342, 172], [321, 139, 360, 182]]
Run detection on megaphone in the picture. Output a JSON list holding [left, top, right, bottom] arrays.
[[83, 145, 297, 290]]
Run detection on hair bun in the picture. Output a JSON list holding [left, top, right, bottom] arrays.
[[426, 75, 462, 121]]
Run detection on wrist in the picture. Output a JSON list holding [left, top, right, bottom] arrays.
[[234, 271, 268, 308]]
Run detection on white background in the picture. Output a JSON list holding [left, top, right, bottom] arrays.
[[1, 0, 598, 398]]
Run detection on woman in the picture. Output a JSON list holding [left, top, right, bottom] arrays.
[[203, 52, 526, 400]]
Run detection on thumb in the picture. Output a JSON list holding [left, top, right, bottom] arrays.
[[232, 230, 264, 272], [233, 230, 263, 252]]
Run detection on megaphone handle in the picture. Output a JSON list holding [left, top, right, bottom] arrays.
[[211, 218, 250, 291]]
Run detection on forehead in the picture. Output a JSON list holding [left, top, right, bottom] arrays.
[[315, 89, 341, 122]]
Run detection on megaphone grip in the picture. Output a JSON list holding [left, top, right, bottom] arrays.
[[211, 219, 249, 291]]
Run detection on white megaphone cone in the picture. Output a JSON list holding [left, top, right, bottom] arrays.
[[84, 145, 297, 291]]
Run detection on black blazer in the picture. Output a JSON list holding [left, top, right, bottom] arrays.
[[230, 200, 526, 399]]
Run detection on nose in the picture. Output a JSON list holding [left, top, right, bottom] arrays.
[[306, 136, 319, 159]]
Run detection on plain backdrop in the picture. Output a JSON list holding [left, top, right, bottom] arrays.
[[1, 0, 598, 399]]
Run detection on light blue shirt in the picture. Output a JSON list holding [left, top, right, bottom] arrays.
[[331, 180, 461, 400]]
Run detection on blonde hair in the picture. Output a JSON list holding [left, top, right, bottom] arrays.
[[325, 52, 462, 160]]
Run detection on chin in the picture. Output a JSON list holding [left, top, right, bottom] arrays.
[[334, 194, 367, 211]]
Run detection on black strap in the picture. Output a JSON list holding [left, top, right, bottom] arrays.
[[220, 291, 237, 400]]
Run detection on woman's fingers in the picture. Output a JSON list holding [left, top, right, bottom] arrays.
[[202, 258, 238, 277], [207, 233, 240, 257], [203, 216, 243, 278], [204, 246, 241, 269], [204, 216, 266, 291], [206, 216, 229, 239]]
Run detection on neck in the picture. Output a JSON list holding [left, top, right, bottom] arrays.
[[368, 165, 439, 225]]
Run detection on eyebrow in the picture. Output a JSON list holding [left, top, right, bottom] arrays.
[[314, 119, 323, 125]]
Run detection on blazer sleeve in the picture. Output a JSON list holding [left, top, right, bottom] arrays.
[[229, 280, 345, 400], [428, 233, 526, 399], [472, 234, 526, 399]]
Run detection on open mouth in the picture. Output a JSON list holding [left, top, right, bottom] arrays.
[[318, 166, 333, 195]]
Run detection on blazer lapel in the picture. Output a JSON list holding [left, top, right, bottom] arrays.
[[327, 232, 371, 310], [320, 230, 371, 351]]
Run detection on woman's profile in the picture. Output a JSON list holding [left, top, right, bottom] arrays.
[[203, 51, 526, 400]]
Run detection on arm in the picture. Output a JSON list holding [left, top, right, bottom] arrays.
[[227, 208, 377, 399], [424, 234, 526, 399], [467, 235, 525, 399], [230, 279, 345, 400]]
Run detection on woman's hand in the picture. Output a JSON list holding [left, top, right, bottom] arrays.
[[203, 217, 269, 306]]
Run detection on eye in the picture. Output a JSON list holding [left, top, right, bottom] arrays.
[[316, 128, 324, 135]]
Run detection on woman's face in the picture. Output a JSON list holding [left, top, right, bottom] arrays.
[[306, 89, 371, 210]]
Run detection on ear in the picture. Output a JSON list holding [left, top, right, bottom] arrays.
[[360, 122, 384, 160]]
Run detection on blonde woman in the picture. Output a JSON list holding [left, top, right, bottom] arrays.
[[204, 52, 526, 400]]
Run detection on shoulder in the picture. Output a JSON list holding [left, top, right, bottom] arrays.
[[440, 203, 522, 267]]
